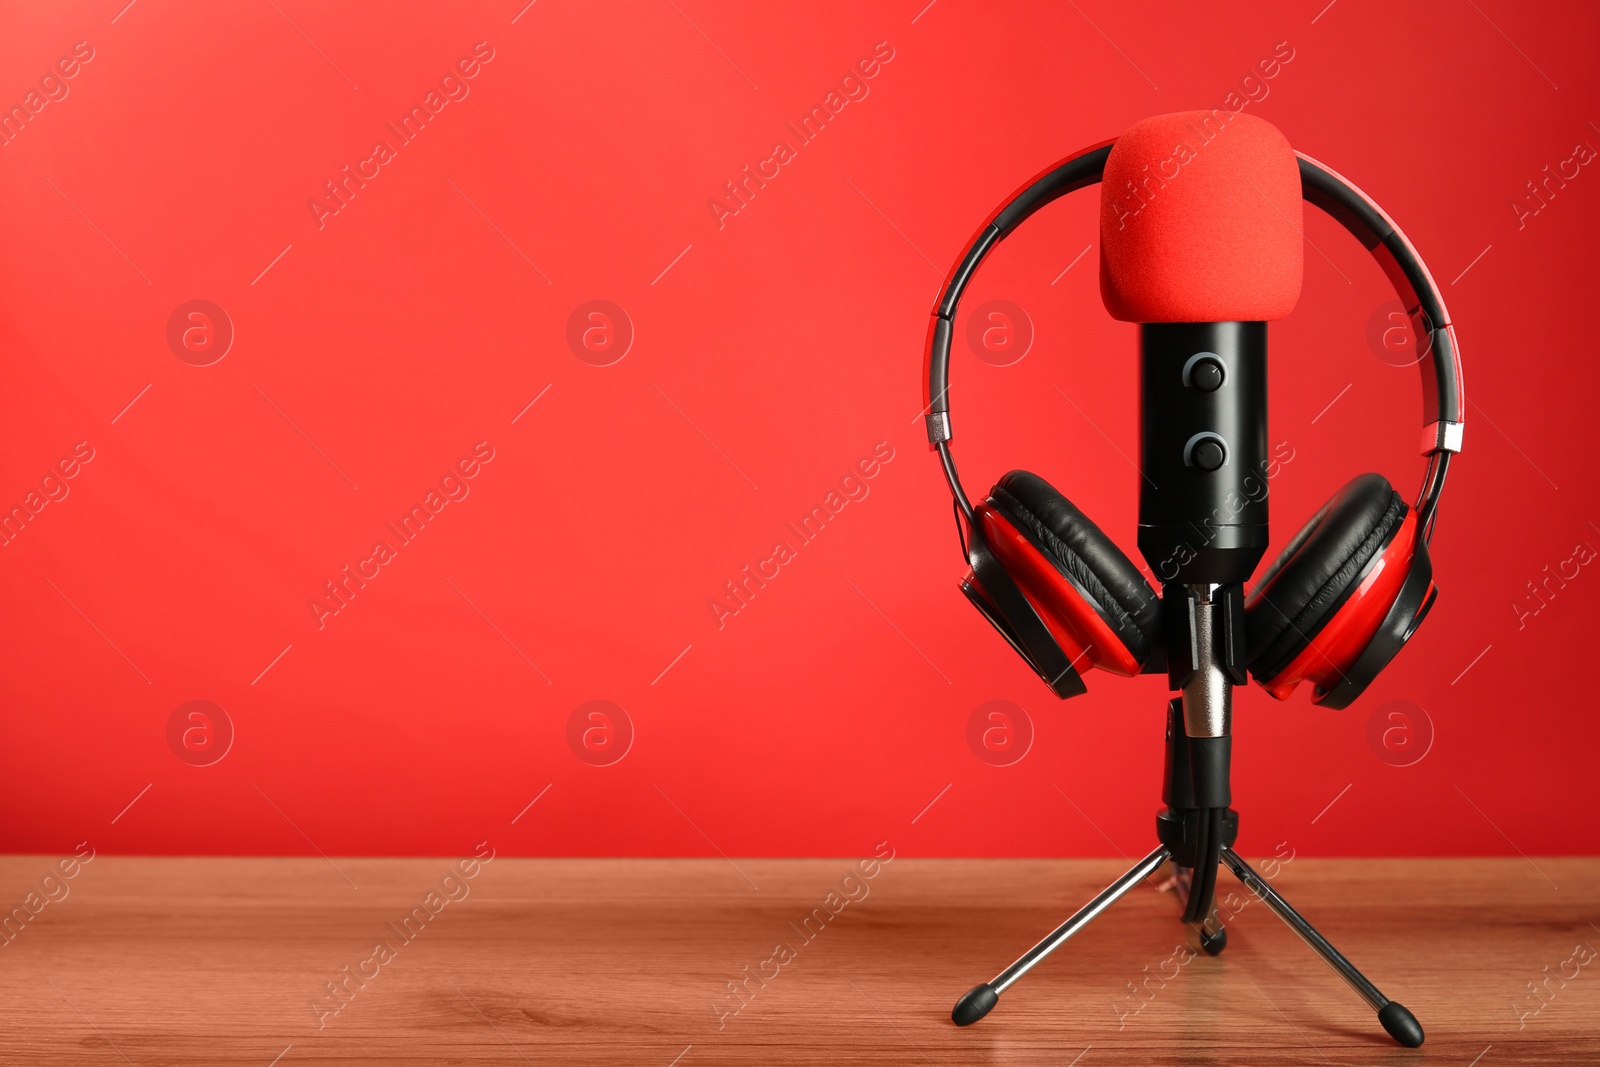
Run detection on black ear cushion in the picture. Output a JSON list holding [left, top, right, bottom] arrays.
[[987, 470, 1161, 664], [1246, 473, 1407, 681]]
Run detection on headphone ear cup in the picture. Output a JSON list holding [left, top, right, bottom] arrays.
[[1313, 540, 1435, 708], [983, 471, 1160, 673], [1245, 473, 1407, 686], [961, 525, 1089, 699]]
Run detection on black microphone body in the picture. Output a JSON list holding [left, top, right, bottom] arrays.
[[1137, 321, 1270, 588]]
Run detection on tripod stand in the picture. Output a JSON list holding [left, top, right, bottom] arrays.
[[950, 592, 1426, 1047]]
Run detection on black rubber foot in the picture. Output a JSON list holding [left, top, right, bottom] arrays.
[[952, 983, 999, 1026], [1200, 925, 1227, 956], [1378, 1001, 1425, 1048]]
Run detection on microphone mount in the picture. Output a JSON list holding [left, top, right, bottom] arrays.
[[1137, 321, 1263, 924]]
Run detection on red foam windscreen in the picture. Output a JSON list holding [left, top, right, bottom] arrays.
[[1100, 111, 1303, 322]]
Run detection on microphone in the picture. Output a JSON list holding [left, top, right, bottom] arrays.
[[1099, 110, 1303, 586], [1099, 111, 1303, 925]]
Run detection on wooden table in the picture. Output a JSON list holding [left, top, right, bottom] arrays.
[[1, 854, 1595, 1065]]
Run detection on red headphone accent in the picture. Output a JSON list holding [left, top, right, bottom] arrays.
[[973, 505, 1144, 677], [1253, 510, 1423, 702]]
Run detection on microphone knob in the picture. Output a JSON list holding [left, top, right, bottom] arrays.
[[1188, 357, 1225, 392], [1187, 435, 1228, 472]]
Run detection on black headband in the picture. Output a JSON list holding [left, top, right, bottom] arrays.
[[923, 142, 1463, 531]]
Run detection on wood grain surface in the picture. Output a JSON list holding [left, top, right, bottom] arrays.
[[0, 854, 1595, 1065]]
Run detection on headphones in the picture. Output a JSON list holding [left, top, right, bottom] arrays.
[[924, 140, 1464, 707]]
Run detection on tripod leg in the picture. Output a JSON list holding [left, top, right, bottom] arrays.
[[953, 845, 1168, 1025], [1219, 847, 1423, 1048]]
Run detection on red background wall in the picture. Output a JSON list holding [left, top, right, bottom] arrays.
[[1, 0, 1595, 860]]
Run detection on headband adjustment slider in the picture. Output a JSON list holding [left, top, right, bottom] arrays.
[[1421, 421, 1463, 455]]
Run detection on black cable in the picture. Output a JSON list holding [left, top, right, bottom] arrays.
[[1182, 808, 1223, 925], [1183, 812, 1208, 923], [1204, 808, 1223, 920]]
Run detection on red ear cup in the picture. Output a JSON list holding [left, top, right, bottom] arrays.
[[978, 471, 1160, 677], [1309, 537, 1435, 709], [960, 524, 1090, 699], [1246, 474, 1429, 702]]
